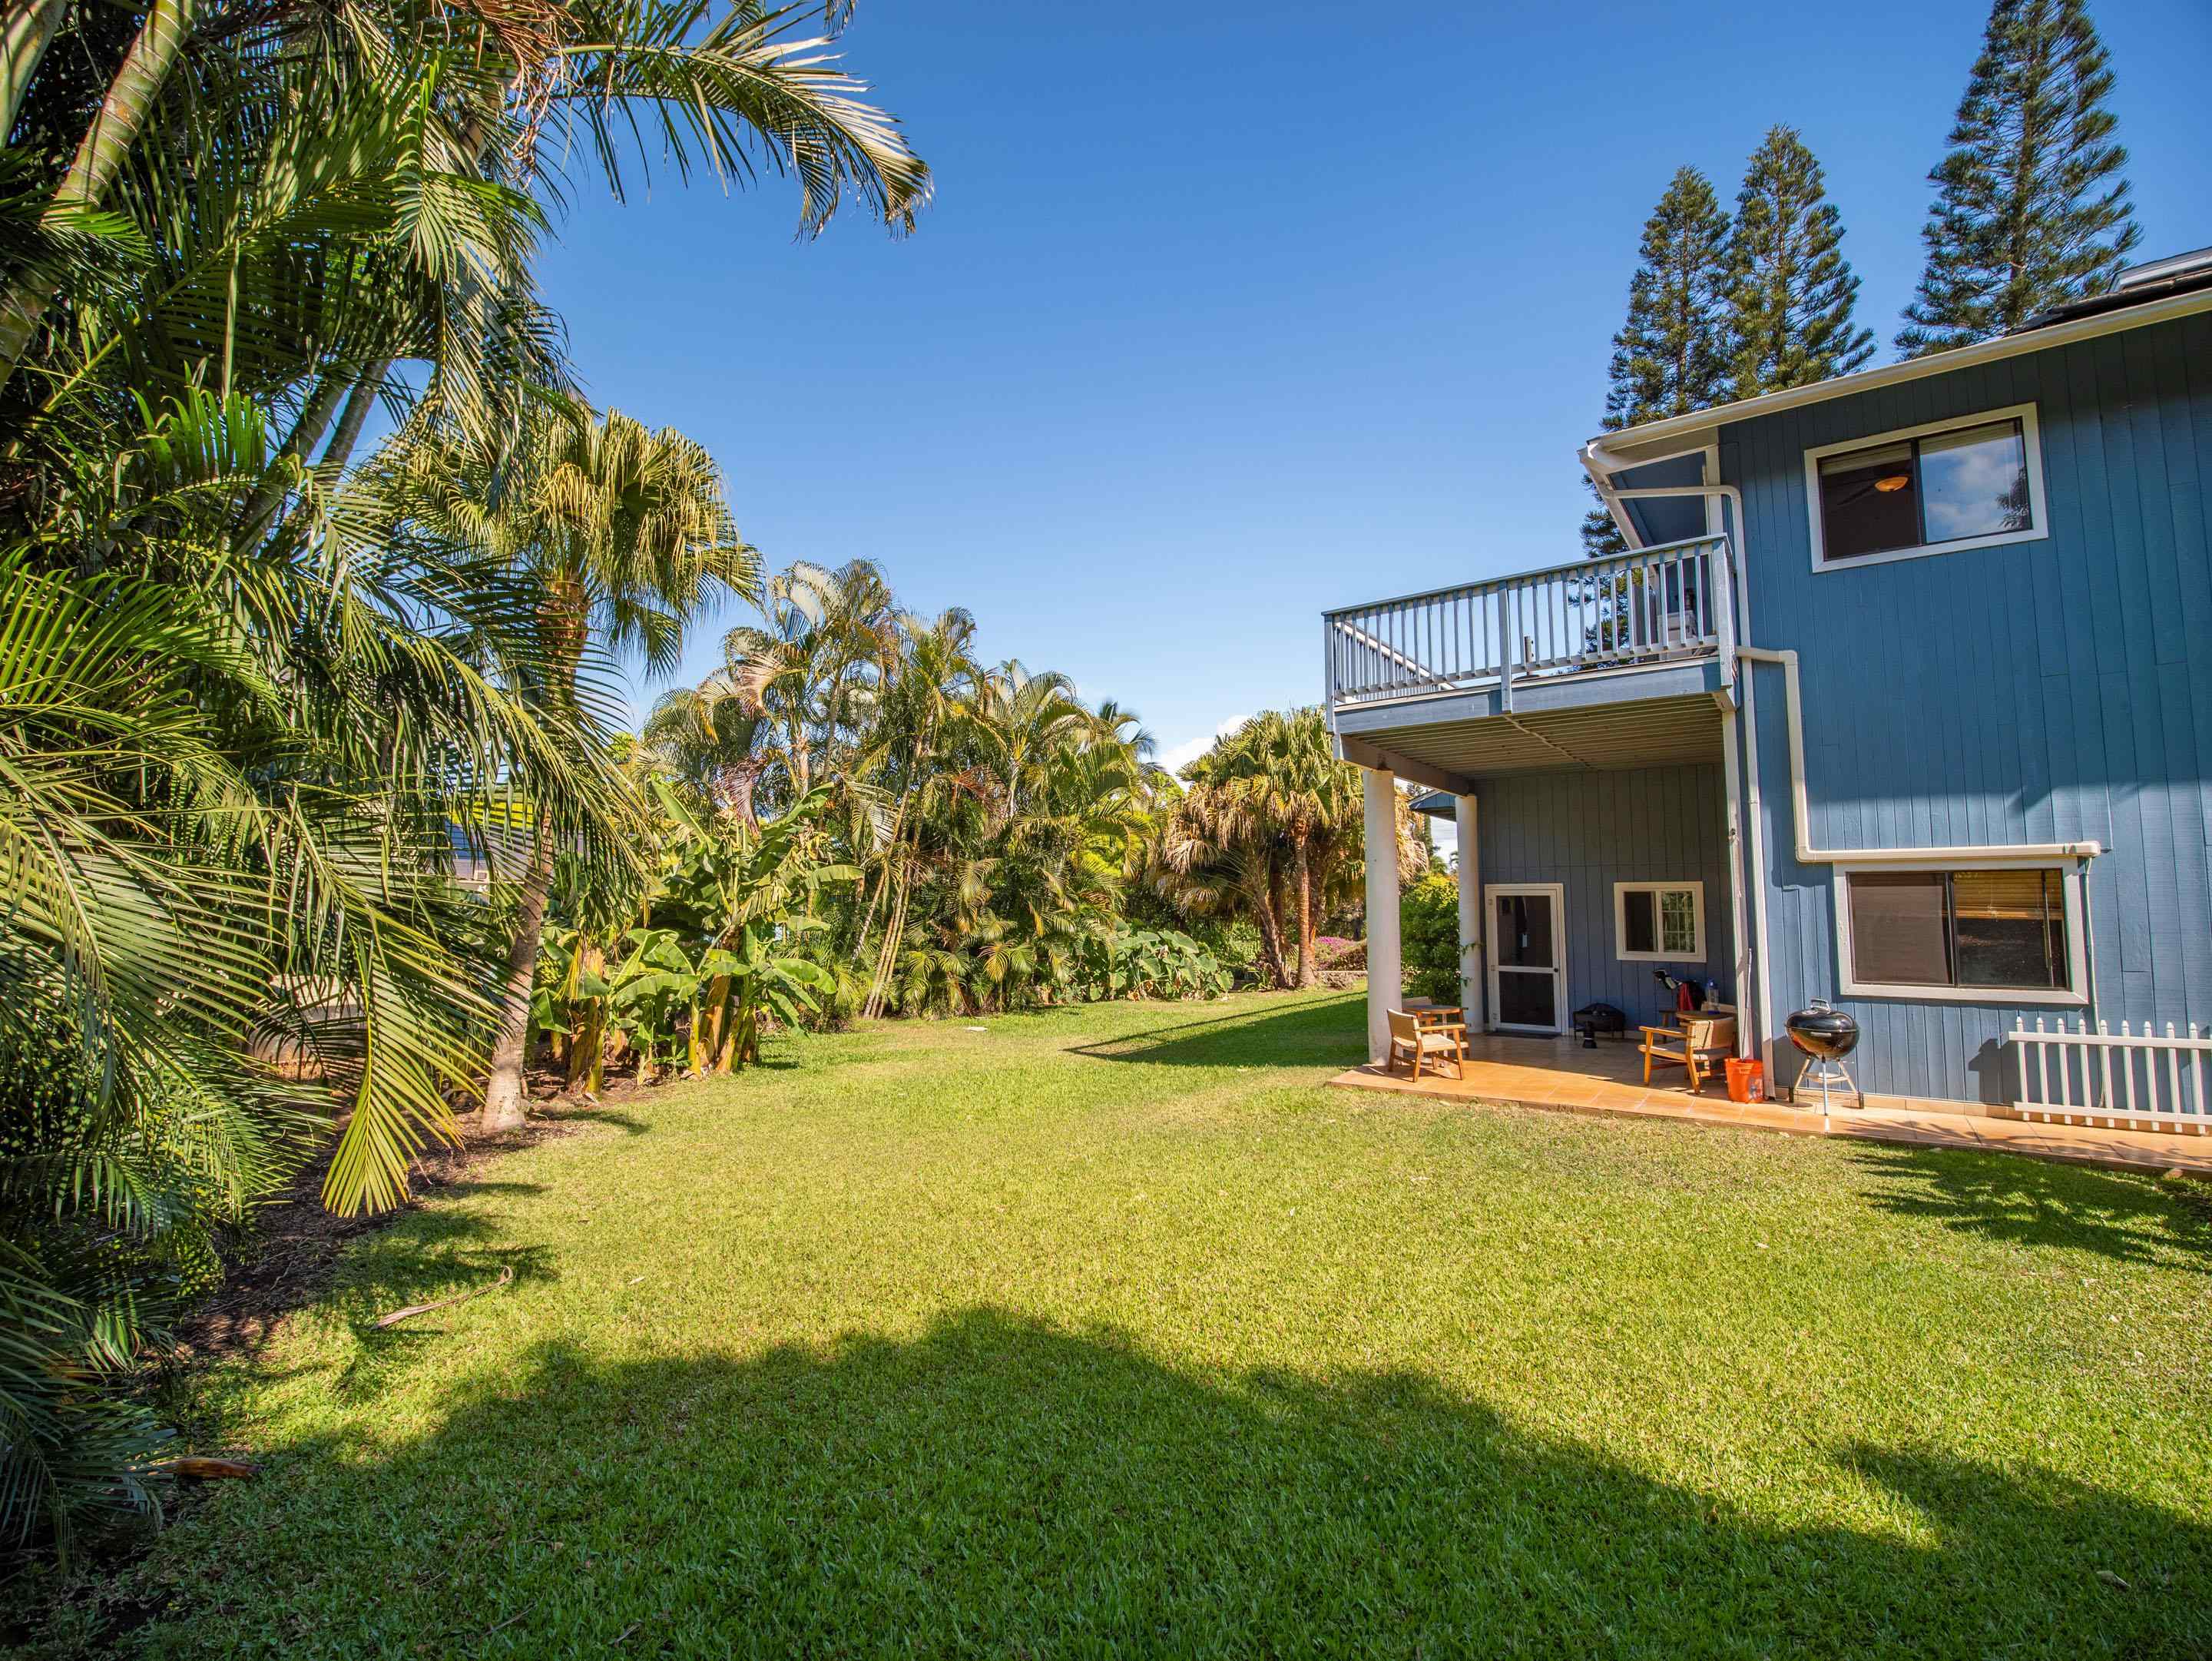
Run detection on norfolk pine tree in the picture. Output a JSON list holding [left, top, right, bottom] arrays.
[[1725, 127, 1874, 397], [1896, 0, 2139, 356]]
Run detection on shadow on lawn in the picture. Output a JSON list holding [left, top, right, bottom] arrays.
[[137, 1308, 2206, 1659], [1068, 991, 1365, 1070], [1849, 1144, 2211, 1276]]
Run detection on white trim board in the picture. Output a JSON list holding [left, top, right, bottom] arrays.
[[1831, 857, 2089, 1007], [1802, 403, 2050, 574]]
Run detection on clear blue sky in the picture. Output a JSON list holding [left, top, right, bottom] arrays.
[[538, 0, 2212, 769]]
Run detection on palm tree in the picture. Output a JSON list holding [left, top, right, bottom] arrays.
[[0, 0, 932, 403], [377, 409, 757, 1131], [1144, 709, 1371, 990], [0, 389, 639, 1547], [1224, 710, 1360, 987], [712, 559, 901, 807], [642, 684, 777, 824]]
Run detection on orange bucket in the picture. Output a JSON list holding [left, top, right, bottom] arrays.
[[1725, 1058, 1767, 1103]]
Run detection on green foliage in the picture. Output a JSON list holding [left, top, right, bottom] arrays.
[[640, 568, 1207, 1027], [536, 785, 853, 1080], [1080, 929, 1230, 1002], [1897, 0, 2139, 355], [1724, 128, 1874, 397], [1400, 873, 1464, 1004], [0, 0, 931, 1557], [1145, 708, 1393, 992]]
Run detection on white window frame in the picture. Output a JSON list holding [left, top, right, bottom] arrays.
[[1613, 880, 1705, 964], [1832, 857, 2088, 1006], [1804, 402, 2050, 573]]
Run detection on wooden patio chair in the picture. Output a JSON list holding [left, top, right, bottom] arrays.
[[1639, 1012, 1737, 1094], [1387, 1009, 1465, 1081]]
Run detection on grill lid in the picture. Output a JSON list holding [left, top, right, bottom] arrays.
[[1783, 999, 1860, 1059]]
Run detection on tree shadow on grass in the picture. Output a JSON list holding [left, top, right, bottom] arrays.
[[1848, 1144, 2211, 1276], [124, 1308, 2207, 1659], [1068, 992, 1366, 1071]]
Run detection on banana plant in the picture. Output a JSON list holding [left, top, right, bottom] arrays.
[[530, 927, 616, 1094], [604, 927, 700, 1084]]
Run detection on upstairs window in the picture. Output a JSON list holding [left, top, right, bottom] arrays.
[[1837, 864, 2084, 1003], [1806, 405, 2046, 570]]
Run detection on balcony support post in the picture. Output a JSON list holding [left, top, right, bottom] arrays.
[[1363, 766, 1402, 1064], [1455, 793, 1482, 1032]]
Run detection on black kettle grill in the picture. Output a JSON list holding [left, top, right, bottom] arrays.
[[1783, 999, 1863, 1112]]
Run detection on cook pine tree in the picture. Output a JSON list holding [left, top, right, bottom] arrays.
[[1896, 0, 2139, 356], [1724, 127, 1874, 398], [1581, 165, 1731, 562]]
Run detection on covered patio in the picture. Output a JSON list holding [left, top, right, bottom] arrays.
[[1330, 1031, 2212, 1178]]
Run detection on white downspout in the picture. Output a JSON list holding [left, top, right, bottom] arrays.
[[1579, 452, 1774, 1066], [1717, 706, 1753, 1059]]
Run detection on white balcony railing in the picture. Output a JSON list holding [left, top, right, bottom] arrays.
[[1323, 534, 1734, 713]]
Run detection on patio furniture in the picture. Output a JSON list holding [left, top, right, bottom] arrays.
[[1639, 1011, 1737, 1094], [1387, 1010, 1465, 1082]]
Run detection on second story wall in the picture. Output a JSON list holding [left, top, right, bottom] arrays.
[[1715, 310, 2212, 1089]]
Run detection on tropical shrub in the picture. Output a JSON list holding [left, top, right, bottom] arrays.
[[1313, 936, 1363, 972], [1079, 929, 1230, 1002], [1401, 873, 1465, 1003], [0, 0, 928, 1553], [534, 785, 853, 1082]]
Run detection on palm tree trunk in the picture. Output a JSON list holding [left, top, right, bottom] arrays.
[[1245, 866, 1290, 990], [0, 0, 197, 393], [1264, 860, 1293, 989], [318, 361, 388, 472], [863, 864, 911, 1020], [480, 830, 553, 1132], [484, 588, 584, 1129], [1292, 837, 1318, 989], [238, 371, 349, 545], [2, 0, 69, 134]]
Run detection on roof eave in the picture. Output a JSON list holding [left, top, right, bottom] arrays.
[[1583, 285, 2212, 471]]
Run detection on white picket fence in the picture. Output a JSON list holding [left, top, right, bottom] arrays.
[[2008, 1017, 2212, 1134]]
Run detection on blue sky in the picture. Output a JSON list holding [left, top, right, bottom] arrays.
[[538, 0, 2212, 769]]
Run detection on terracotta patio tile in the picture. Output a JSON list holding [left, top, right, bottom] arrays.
[[1330, 1055, 2212, 1178]]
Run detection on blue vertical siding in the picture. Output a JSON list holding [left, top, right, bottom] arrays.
[[1473, 764, 1734, 1025], [1720, 313, 2212, 1104]]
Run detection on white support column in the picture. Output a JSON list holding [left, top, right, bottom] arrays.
[[1363, 766, 1402, 1063], [1454, 793, 1482, 1031]]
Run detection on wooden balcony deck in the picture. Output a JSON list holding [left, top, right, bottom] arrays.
[[1323, 535, 1737, 781], [1330, 1033, 2212, 1179]]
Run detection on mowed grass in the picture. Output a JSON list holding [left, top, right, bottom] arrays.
[[23, 990, 2212, 1658]]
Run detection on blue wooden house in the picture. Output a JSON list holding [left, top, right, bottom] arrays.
[[1326, 248, 2212, 1126]]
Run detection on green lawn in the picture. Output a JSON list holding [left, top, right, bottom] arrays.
[[22, 990, 2212, 1658]]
